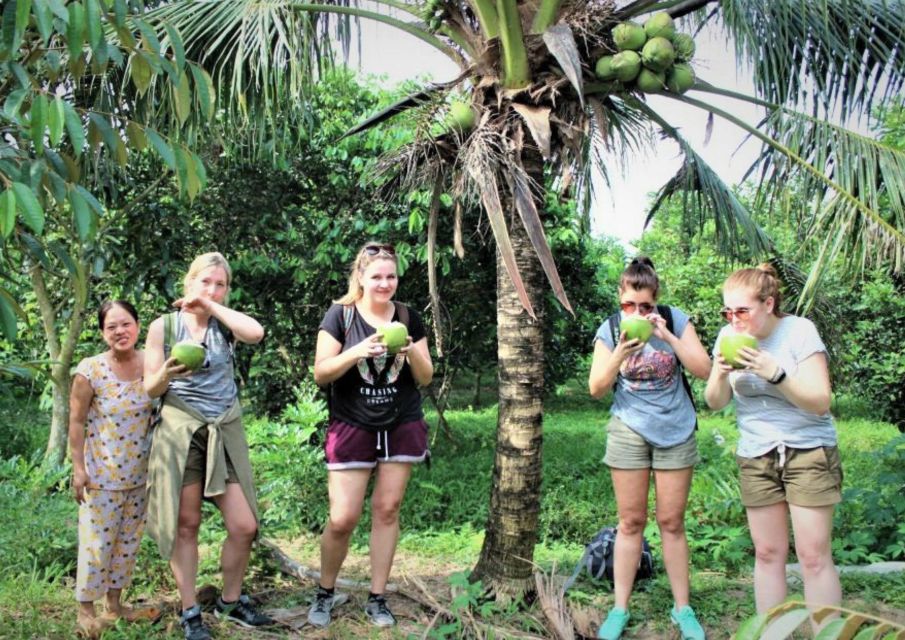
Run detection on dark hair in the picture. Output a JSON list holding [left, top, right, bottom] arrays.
[[723, 263, 785, 317], [619, 256, 659, 297], [98, 300, 139, 329]]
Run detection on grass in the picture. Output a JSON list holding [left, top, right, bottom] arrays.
[[0, 387, 903, 638]]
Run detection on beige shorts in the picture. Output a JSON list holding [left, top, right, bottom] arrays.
[[603, 416, 700, 470], [736, 446, 843, 508]]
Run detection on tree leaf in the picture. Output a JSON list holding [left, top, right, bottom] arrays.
[[125, 121, 147, 150], [511, 103, 552, 159], [87, 111, 119, 154], [0, 189, 15, 238], [189, 62, 215, 118], [760, 608, 810, 639], [8, 62, 30, 89], [164, 22, 185, 70], [112, 0, 126, 26], [813, 618, 846, 640], [33, 0, 53, 44], [174, 71, 191, 125], [190, 151, 207, 189], [74, 185, 103, 217], [146, 128, 175, 169], [67, 1, 86, 61], [732, 613, 768, 640], [0, 291, 18, 341], [132, 17, 161, 55], [174, 145, 189, 195], [63, 102, 85, 155], [0, 3, 17, 64], [129, 49, 152, 94], [4, 88, 28, 119], [30, 93, 48, 152], [47, 238, 78, 275], [69, 187, 94, 240], [18, 231, 51, 269], [85, 0, 102, 49], [11, 181, 44, 235], [542, 24, 584, 107], [48, 95, 65, 146]]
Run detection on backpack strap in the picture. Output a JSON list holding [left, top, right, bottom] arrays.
[[163, 311, 178, 358], [658, 305, 698, 427], [393, 301, 410, 329], [342, 304, 355, 341]]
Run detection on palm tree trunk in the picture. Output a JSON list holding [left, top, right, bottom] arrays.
[[472, 201, 545, 599]]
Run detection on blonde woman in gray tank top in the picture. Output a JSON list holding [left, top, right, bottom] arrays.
[[144, 252, 274, 640]]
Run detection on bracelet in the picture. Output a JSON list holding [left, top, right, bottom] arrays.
[[767, 367, 787, 385]]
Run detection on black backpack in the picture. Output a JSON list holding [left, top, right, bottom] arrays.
[[607, 304, 697, 426], [563, 527, 655, 591]]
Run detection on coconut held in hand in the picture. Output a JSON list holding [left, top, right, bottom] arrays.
[[172, 340, 206, 371], [377, 322, 409, 355], [620, 317, 654, 343], [719, 333, 758, 369]]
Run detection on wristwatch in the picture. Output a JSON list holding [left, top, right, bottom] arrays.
[[767, 367, 787, 385]]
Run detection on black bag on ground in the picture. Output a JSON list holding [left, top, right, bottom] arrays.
[[562, 527, 655, 591]]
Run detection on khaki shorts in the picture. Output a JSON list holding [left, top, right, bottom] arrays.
[[736, 446, 843, 508], [603, 416, 700, 470], [183, 425, 239, 487]]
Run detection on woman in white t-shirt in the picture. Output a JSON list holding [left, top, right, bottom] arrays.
[[705, 264, 842, 629]]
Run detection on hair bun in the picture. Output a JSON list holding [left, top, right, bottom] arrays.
[[757, 262, 779, 279], [630, 256, 656, 270]]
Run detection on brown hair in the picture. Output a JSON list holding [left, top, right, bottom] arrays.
[[619, 256, 659, 297], [723, 263, 785, 317], [335, 243, 398, 305]]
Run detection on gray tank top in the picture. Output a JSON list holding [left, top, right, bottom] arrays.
[[165, 312, 238, 417]]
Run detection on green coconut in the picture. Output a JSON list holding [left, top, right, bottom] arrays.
[[377, 321, 409, 355], [672, 32, 696, 61], [641, 36, 675, 73], [595, 55, 617, 80], [610, 50, 642, 82], [172, 340, 206, 371], [612, 22, 647, 51], [666, 63, 695, 93], [637, 68, 666, 93], [720, 333, 758, 369], [620, 317, 654, 343], [448, 101, 476, 132], [644, 12, 676, 40]]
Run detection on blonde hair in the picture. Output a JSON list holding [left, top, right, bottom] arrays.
[[334, 243, 398, 305], [723, 263, 785, 317], [183, 252, 232, 299]]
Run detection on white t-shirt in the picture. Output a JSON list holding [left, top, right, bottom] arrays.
[[714, 315, 836, 458]]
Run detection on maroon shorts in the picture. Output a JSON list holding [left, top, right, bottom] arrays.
[[324, 419, 429, 470]]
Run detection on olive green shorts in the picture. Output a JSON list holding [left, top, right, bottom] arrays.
[[736, 446, 843, 508], [182, 425, 239, 487], [603, 416, 700, 470]]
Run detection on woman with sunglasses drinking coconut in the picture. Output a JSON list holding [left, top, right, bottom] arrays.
[[308, 242, 433, 629], [705, 264, 841, 631], [588, 257, 711, 640], [144, 252, 274, 640]]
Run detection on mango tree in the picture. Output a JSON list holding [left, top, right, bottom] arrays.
[[0, 0, 217, 464], [149, 0, 905, 597]]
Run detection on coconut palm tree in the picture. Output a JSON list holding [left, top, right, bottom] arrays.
[[146, 0, 905, 597]]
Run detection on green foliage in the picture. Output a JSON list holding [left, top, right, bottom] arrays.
[[246, 381, 329, 534], [0, 455, 75, 577], [731, 600, 905, 640]]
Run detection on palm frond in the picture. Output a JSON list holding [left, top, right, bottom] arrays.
[[719, 0, 905, 121], [629, 97, 774, 260]]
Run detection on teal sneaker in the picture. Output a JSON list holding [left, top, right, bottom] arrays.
[[597, 607, 630, 640], [671, 605, 705, 640]]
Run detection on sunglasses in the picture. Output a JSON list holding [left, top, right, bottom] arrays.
[[620, 301, 655, 315], [364, 243, 396, 256], [720, 307, 752, 321]]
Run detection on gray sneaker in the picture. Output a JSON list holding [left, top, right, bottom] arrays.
[[307, 588, 349, 628], [364, 595, 396, 627]]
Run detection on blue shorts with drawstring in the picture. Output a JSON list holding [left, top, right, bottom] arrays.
[[324, 419, 429, 470]]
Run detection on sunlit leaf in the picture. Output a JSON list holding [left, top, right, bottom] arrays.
[[86, 0, 102, 49], [67, 1, 86, 61], [11, 182, 44, 235], [129, 50, 152, 94], [3, 88, 28, 119], [69, 187, 94, 240], [174, 71, 191, 125], [189, 62, 215, 118], [48, 96, 65, 146], [146, 128, 175, 169], [30, 93, 48, 152], [164, 22, 185, 70], [0, 189, 15, 238], [125, 121, 147, 150], [63, 102, 85, 155], [0, 292, 18, 341]]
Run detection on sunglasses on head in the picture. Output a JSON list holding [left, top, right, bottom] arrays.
[[620, 301, 655, 315], [720, 307, 752, 321], [364, 243, 396, 256]]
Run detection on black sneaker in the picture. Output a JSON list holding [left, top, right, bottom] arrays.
[[180, 605, 212, 640], [364, 594, 397, 627], [214, 594, 275, 628]]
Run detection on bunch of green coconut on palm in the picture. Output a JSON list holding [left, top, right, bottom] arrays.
[[595, 12, 696, 95]]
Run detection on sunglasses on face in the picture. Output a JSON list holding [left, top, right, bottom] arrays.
[[620, 301, 655, 314], [364, 243, 396, 256], [720, 307, 752, 321]]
